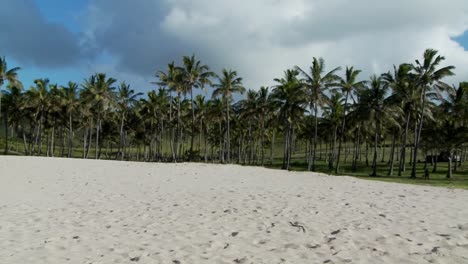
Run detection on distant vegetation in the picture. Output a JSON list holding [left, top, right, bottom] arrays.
[[0, 50, 467, 186]]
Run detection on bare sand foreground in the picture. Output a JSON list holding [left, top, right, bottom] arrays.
[[1, 156, 468, 264]]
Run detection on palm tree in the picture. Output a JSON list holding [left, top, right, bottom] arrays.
[[410, 49, 455, 178], [335, 66, 366, 173], [238, 89, 260, 165], [194, 94, 209, 158], [26, 78, 50, 155], [256, 86, 272, 165], [205, 98, 225, 162], [81, 73, 116, 159], [61, 82, 80, 157], [116, 82, 142, 160], [212, 69, 245, 163], [382, 63, 415, 176], [272, 69, 307, 170], [356, 75, 400, 176], [296, 58, 341, 171], [156, 62, 184, 161], [322, 91, 344, 170], [178, 55, 213, 160], [137, 88, 169, 161], [0, 57, 21, 121], [439, 83, 468, 178], [45, 83, 64, 157], [1, 83, 23, 154]]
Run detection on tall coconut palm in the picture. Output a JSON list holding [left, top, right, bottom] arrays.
[[1, 83, 23, 154], [27, 78, 50, 155], [62, 82, 80, 157], [116, 82, 142, 160], [296, 58, 341, 171], [0, 57, 21, 121], [410, 49, 455, 178], [356, 75, 400, 176], [212, 69, 245, 163], [194, 94, 209, 158], [238, 89, 260, 165], [439, 83, 468, 178], [272, 69, 307, 170], [81, 73, 116, 159], [256, 86, 272, 165], [156, 62, 184, 161], [322, 91, 344, 170], [177, 55, 213, 160], [45, 84, 63, 157], [335, 66, 366, 173], [138, 91, 159, 160], [382, 63, 415, 176]]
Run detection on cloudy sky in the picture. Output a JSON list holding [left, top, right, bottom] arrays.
[[1, 0, 468, 93]]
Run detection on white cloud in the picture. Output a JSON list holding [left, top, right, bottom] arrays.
[[86, 0, 468, 89]]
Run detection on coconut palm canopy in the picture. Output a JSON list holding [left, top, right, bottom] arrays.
[[0, 49, 467, 178]]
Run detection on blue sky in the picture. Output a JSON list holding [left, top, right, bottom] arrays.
[[2, 0, 468, 92], [454, 31, 468, 50], [36, 0, 88, 33]]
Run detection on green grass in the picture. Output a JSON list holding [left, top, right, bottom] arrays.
[[1, 136, 467, 189], [264, 157, 468, 189]]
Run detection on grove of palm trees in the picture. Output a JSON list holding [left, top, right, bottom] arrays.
[[1, 49, 467, 187]]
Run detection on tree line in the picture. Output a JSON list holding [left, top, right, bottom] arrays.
[[0, 49, 467, 178]]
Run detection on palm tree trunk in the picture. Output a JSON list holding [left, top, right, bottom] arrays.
[[176, 92, 181, 161], [87, 120, 93, 159], [190, 88, 195, 161], [398, 121, 409, 173], [380, 136, 385, 163], [447, 152, 453, 178], [286, 125, 293, 170], [330, 125, 338, 170], [270, 130, 275, 165], [365, 140, 369, 167], [160, 118, 165, 161], [83, 127, 87, 159], [219, 121, 224, 163], [199, 118, 203, 156], [60, 128, 65, 157], [22, 130, 28, 155], [204, 130, 208, 163], [311, 105, 318, 171], [261, 118, 265, 166], [432, 154, 438, 173], [95, 115, 100, 160], [387, 131, 397, 176], [335, 90, 349, 173], [46, 129, 50, 157], [371, 129, 378, 176], [352, 127, 359, 172], [68, 112, 73, 158], [344, 143, 349, 164], [237, 136, 242, 163], [119, 112, 125, 160], [411, 89, 428, 178], [282, 125, 289, 170], [3, 112, 8, 155], [51, 126, 55, 157], [226, 101, 230, 163], [169, 93, 175, 162], [29, 125, 35, 155], [38, 116, 43, 155]]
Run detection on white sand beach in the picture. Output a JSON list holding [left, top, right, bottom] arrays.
[[1, 156, 468, 264]]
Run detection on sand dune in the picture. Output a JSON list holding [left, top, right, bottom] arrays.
[[1, 156, 468, 263]]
